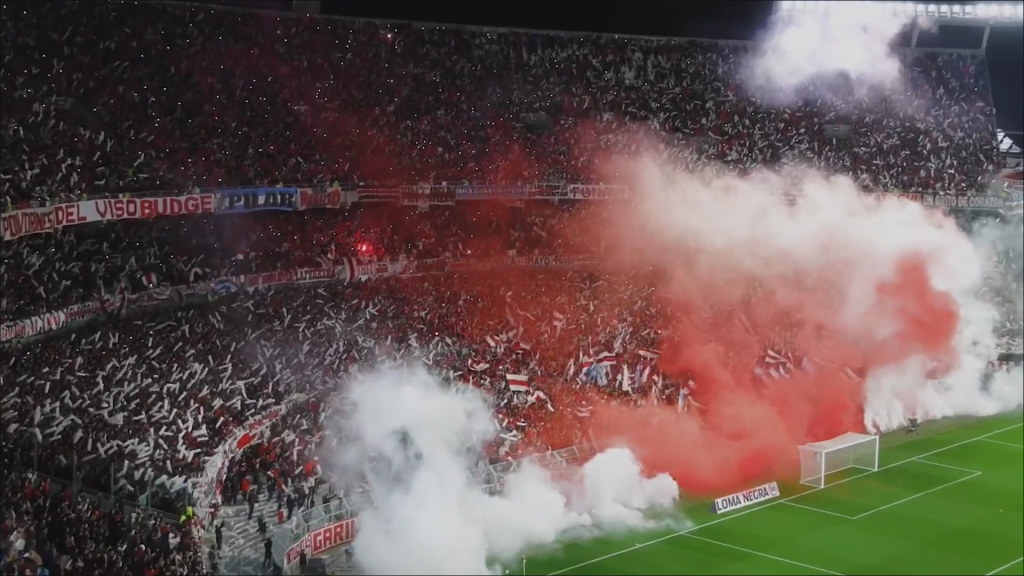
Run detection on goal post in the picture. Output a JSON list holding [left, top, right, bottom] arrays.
[[798, 432, 879, 489]]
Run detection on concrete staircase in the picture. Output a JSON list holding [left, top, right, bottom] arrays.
[[210, 485, 330, 575]]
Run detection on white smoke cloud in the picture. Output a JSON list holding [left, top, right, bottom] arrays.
[[742, 2, 913, 103], [325, 365, 679, 575], [605, 158, 1022, 433], [863, 211, 1024, 432]]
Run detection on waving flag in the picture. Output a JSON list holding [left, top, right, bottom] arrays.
[[595, 351, 619, 367], [511, 341, 532, 354], [506, 374, 530, 392], [468, 359, 490, 372]]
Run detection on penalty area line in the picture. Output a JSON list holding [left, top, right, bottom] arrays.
[[683, 533, 843, 575], [981, 438, 1024, 449], [986, 557, 1024, 576], [781, 501, 858, 520], [850, 470, 981, 520], [546, 422, 1023, 576]]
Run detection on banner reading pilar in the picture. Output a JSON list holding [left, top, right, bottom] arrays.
[[215, 187, 297, 213]]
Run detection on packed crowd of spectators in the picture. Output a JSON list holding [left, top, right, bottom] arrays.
[[1, 272, 621, 503], [4, 258, 1020, 492], [1, 1, 1000, 208], [0, 3, 1016, 574], [3, 264, 1021, 573], [3, 206, 1019, 576], [0, 467, 206, 576], [3, 199, 1016, 326], [0, 201, 591, 321]]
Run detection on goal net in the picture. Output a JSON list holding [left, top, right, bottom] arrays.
[[798, 432, 879, 489]]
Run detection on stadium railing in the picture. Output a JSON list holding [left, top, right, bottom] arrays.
[[265, 443, 598, 573], [10, 464, 180, 524]]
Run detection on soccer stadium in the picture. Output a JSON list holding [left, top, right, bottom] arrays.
[[1, 1, 1022, 575]]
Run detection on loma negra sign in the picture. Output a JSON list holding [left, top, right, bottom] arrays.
[[711, 481, 781, 514]]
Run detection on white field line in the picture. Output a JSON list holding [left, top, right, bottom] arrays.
[[851, 471, 981, 520], [912, 459, 983, 475], [682, 533, 843, 575], [781, 501, 858, 520], [986, 557, 1024, 576], [782, 458, 982, 520], [981, 438, 1024, 449], [547, 422, 1023, 576]]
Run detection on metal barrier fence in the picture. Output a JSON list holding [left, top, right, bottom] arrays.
[[270, 493, 372, 573], [6, 441, 193, 516], [10, 464, 180, 524]]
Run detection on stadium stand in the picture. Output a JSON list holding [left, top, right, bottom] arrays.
[[1, 2, 1019, 576], [0, 1, 999, 209]]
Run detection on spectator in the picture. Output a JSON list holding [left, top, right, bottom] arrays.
[[246, 490, 256, 521], [0, 3, 999, 208], [262, 537, 273, 569]]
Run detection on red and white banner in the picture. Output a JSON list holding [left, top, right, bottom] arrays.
[[76, 195, 216, 223], [866, 192, 1008, 210], [0, 301, 104, 341], [284, 518, 357, 567], [334, 258, 355, 283], [867, 192, 923, 203], [355, 187, 403, 201], [243, 270, 294, 290], [352, 259, 408, 280], [4, 186, 1009, 242], [1, 207, 56, 241], [240, 267, 336, 291], [1, 194, 215, 241], [451, 254, 599, 272], [296, 187, 344, 211], [506, 374, 530, 392], [193, 393, 308, 510]]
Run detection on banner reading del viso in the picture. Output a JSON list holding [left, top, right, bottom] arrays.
[[1, 194, 216, 241]]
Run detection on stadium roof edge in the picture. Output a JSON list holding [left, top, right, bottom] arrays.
[[153, 1, 984, 53], [775, 1, 1024, 27]]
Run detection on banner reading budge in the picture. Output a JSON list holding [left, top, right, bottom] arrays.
[[1, 194, 216, 241]]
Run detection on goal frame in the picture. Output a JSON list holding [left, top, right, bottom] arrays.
[[798, 432, 879, 489]]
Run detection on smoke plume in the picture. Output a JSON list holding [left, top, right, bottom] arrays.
[[325, 365, 679, 575], [576, 159, 1022, 496], [742, 2, 913, 103]]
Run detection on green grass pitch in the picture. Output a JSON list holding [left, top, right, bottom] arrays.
[[521, 414, 1023, 576]]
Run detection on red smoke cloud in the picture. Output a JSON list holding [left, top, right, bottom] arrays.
[[527, 164, 964, 497], [577, 256, 959, 497], [420, 189, 964, 498]]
